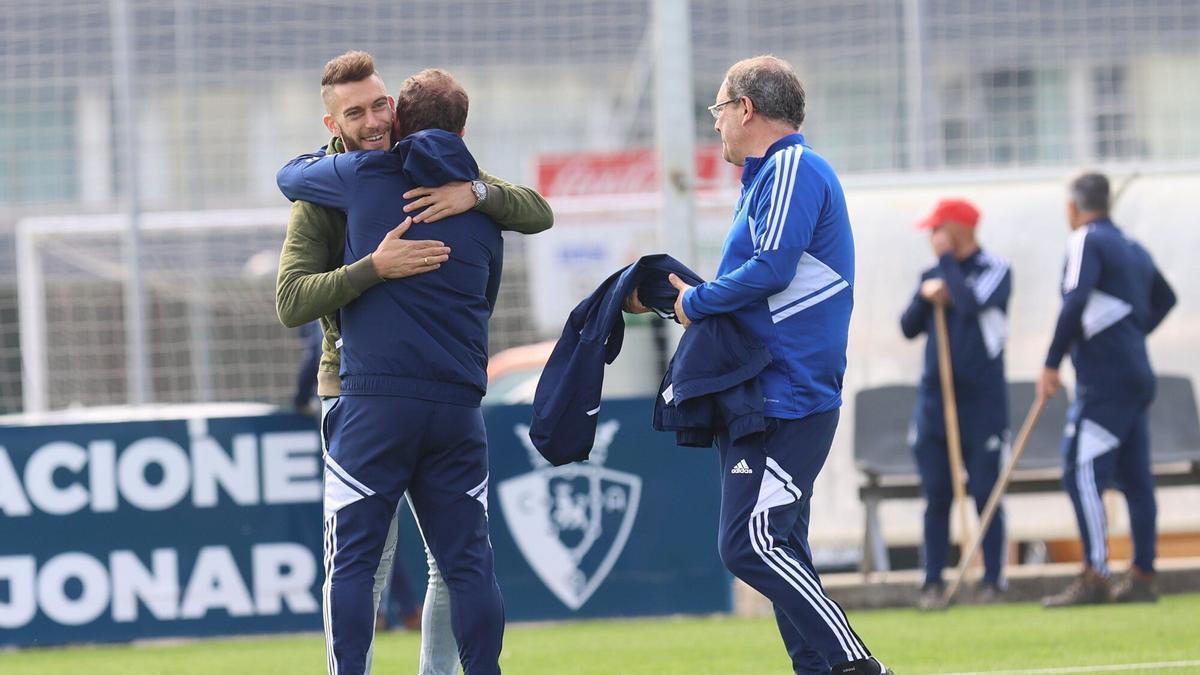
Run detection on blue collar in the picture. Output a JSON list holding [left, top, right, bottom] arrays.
[[1086, 217, 1116, 229], [741, 133, 805, 186]]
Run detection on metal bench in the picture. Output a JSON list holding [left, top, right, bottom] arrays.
[[855, 375, 1200, 573]]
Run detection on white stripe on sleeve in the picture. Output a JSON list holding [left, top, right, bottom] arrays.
[[1063, 228, 1089, 292], [768, 148, 801, 251], [758, 152, 788, 250], [766, 147, 805, 251], [972, 253, 1010, 305]]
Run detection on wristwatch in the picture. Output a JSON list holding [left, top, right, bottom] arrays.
[[470, 180, 489, 206]]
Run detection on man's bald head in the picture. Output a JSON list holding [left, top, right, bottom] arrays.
[[722, 55, 806, 129]]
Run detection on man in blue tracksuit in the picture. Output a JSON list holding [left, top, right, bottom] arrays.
[[277, 127, 504, 674], [628, 56, 889, 675], [1039, 173, 1176, 607], [900, 198, 1011, 609]]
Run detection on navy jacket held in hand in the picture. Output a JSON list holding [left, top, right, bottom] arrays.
[[652, 316, 772, 448], [530, 255, 703, 465]]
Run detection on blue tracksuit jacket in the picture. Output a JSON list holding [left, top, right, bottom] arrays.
[[1045, 218, 1175, 400], [681, 133, 853, 420], [900, 250, 1011, 442], [276, 130, 502, 406]]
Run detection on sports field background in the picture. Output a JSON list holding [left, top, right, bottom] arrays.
[[5, 0, 1200, 415], [3, 2, 1200, 672], [4, 594, 1198, 675]]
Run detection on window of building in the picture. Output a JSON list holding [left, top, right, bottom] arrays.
[[1092, 65, 1140, 160]]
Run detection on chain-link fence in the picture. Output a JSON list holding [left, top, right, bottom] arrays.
[[2, 0, 1198, 412]]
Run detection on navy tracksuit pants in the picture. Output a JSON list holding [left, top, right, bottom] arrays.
[[1061, 397, 1157, 575], [911, 423, 1007, 588], [322, 395, 504, 675], [717, 410, 873, 674]]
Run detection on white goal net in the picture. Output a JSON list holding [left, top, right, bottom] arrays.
[[16, 209, 540, 412]]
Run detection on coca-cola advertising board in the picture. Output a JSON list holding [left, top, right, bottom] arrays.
[[535, 145, 739, 198]]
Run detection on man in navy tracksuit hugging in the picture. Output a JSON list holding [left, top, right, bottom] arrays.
[[628, 56, 889, 675], [277, 124, 504, 671], [900, 199, 1011, 609], [1039, 173, 1176, 608]]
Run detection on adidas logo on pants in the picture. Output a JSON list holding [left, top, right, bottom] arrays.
[[715, 410, 878, 673]]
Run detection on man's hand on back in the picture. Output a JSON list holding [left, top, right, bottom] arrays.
[[403, 182, 475, 223], [370, 217, 451, 279]]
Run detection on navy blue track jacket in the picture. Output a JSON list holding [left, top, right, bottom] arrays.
[[900, 250, 1011, 440], [1045, 218, 1175, 400], [652, 317, 772, 448], [276, 130, 502, 406], [530, 255, 705, 465]]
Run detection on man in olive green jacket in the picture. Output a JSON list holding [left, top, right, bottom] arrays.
[[276, 52, 552, 675], [276, 135, 551, 398]]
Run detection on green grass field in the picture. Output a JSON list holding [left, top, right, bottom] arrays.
[[3, 594, 1199, 674]]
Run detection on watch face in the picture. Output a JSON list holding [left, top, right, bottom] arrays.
[[473, 181, 487, 201]]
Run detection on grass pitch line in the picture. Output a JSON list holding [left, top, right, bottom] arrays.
[[940, 660, 1200, 674]]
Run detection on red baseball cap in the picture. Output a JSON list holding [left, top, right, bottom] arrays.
[[915, 198, 980, 230]]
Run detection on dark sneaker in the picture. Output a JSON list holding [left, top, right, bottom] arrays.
[[917, 582, 948, 611], [1043, 569, 1110, 608], [1112, 570, 1158, 603], [974, 581, 1004, 604], [832, 657, 893, 674]]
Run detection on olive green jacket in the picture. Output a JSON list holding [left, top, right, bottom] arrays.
[[275, 136, 553, 397]]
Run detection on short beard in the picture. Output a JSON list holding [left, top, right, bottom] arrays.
[[334, 126, 360, 152]]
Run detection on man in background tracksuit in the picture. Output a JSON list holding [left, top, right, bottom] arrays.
[[627, 56, 890, 675], [277, 127, 505, 674], [1039, 173, 1176, 607], [900, 198, 1011, 609]]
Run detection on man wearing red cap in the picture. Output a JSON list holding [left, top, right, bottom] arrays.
[[900, 198, 1012, 609]]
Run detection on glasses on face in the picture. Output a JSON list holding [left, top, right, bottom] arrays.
[[707, 97, 741, 120]]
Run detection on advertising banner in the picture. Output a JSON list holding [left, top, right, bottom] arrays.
[[0, 413, 324, 646], [1, 401, 729, 646], [481, 399, 729, 620]]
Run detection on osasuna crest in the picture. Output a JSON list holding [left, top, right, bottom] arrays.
[[498, 421, 641, 610]]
